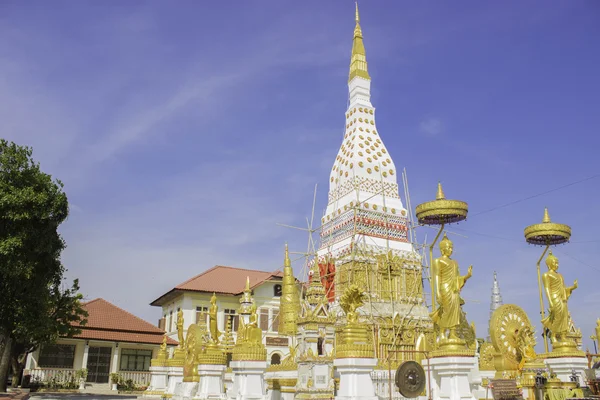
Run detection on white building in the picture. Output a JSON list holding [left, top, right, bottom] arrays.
[[25, 298, 177, 391], [150, 265, 291, 365]]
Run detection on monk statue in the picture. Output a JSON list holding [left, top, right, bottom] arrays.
[[176, 309, 184, 348], [430, 234, 472, 343], [209, 293, 221, 344], [541, 252, 578, 347]]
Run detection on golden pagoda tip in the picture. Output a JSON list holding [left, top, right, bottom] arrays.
[[355, 2, 360, 23], [436, 182, 445, 200], [245, 276, 250, 291], [543, 207, 551, 223], [284, 243, 291, 267]]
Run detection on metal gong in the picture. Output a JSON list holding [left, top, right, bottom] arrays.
[[395, 360, 426, 398]]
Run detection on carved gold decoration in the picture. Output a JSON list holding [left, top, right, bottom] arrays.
[[336, 285, 375, 359], [479, 342, 495, 371]]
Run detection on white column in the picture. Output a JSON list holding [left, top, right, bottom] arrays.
[[111, 343, 119, 373], [81, 342, 90, 369]]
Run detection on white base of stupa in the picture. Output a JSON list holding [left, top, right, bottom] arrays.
[[426, 356, 477, 400], [229, 361, 267, 400], [173, 381, 199, 400], [144, 365, 169, 397], [334, 357, 378, 400], [165, 366, 184, 396], [195, 364, 227, 399], [545, 356, 588, 387]]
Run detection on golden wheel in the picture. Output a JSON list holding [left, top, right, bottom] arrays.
[[489, 304, 532, 367]]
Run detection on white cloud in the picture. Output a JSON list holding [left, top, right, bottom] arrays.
[[419, 117, 443, 136]]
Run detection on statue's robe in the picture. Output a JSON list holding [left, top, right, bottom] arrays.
[[541, 271, 570, 335], [430, 256, 465, 329]]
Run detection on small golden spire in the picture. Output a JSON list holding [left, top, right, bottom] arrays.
[[245, 276, 250, 291], [349, 2, 370, 82], [436, 182, 446, 200], [284, 243, 291, 267], [543, 207, 551, 223]]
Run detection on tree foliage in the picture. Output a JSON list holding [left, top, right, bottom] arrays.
[[0, 140, 87, 391]]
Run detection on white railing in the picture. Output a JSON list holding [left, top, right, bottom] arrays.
[[118, 370, 151, 386], [371, 370, 408, 400], [28, 368, 76, 383]]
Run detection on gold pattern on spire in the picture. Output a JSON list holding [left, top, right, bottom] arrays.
[[306, 262, 326, 306], [278, 243, 301, 336], [349, 2, 371, 82], [543, 207, 551, 223]]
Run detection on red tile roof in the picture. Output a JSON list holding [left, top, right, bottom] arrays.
[[150, 265, 283, 306], [72, 298, 177, 346]]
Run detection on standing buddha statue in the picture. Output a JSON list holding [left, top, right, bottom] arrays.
[[541, 252, 578, 350], [430, 234, 473, 346], [209, 293, 221, 344], [177, 309, 184, 347]]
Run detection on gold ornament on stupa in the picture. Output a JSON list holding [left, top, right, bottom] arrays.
[[336, 285, 374, 359], [232, 279, 267, 362], [278, 244, 301, 336], [524, 207, 580, 356]]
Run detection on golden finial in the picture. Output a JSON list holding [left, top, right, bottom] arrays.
[[543, 207, 551, 223], [349, 2, 370, 82], [245, 276, 250, 291], [436, 182, 445, 200], [284, 243, 291, 267]]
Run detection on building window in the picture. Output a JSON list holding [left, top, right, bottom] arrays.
[[196, 306, 208, 324], [169, 311, 173, 332], [270, 353, 281, 365], [38, 344, 75, 368], [272, 308, 279, 331], [224, 309, 239, 332], [120, 349, 152, 371], [273, 284, 282, 297], [158, 316, 166, 331], [260, 308, 269, 331]]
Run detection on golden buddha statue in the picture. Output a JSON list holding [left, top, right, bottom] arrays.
[[209, 293, 220, 344], [430, 234, 472, 343], [176, 309, 184, 347], [159, 335, 167, 356], [541, 252, 578, 349], [237, 304, 262, 345]]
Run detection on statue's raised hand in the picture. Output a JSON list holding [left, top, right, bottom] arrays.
[[573, 279, 578, 289], [466, 265, 473, 278]]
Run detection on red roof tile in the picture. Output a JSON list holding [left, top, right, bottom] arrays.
[[151, 266, 283, 306], [70, 298, 177, 345]]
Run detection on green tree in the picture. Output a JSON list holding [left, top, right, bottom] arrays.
[[0, 140, 86, 391]]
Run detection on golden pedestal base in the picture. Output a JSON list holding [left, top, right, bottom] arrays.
[[431, 338, 475, 358]]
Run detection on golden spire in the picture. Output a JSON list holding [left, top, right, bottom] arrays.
[[542, 207, 551, 223], [239, 275, 254, 315], [436, 182, 446, 200], [349, 2, 370, 82], [306, 263, 326, 306], [284, 243, 291, 267], [279, 243, 300, 336]]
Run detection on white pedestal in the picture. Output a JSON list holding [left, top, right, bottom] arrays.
[[545, 357, 588, 387], [195, 364, 227, 400], [334, 357, 378, 400], [166, 366, 184, 396], [427, 356, 477, 400], [174, 381, 200, 400], [145, 365, 169, 397], [229, 360, 267, 400], [265, 369, 297, 400]]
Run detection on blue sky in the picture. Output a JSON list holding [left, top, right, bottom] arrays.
[[1, 1, 599, 351]]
